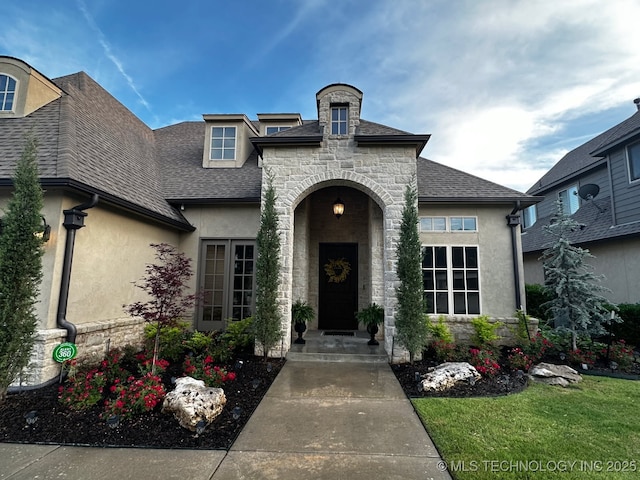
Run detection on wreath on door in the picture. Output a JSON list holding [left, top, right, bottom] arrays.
[[324, 258, 351, 283]]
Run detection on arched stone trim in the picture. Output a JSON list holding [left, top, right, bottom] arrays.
[[281, 170, 393, 214]]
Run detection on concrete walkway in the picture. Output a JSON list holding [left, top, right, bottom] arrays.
[[1, 361, 451, 479]]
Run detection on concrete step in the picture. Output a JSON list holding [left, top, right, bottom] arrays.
[[286, 351, 389, 363]]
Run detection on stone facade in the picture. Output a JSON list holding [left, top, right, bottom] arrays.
[[260, 84, 419, 359], [11, 317, 145, 388]]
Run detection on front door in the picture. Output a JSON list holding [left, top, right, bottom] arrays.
[[318, 243, 358, 330]]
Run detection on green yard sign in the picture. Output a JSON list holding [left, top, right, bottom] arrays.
[[52, 342, 78, 363]]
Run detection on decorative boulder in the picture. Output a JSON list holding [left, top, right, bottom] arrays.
[[419, 362, 482, 392], [162, 376, 226, 431], [528, 363, 582, 387]]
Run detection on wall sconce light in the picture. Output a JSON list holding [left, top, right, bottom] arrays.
[[35, 216, 51, 243], [332, 198, 345, 219]]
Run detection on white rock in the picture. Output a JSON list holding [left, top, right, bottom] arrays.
[[528, 362, 582, 387], [419, 362, 481, 392], [161, 376, 226, 431]]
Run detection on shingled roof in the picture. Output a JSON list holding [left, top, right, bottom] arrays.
[[521, 196, 640, 253], [1, 64, 538, 226], [0, 71, 192, 231], [155, 121, 262, 203], [527, 109, 640, 195], [417, 157, 540, 205]]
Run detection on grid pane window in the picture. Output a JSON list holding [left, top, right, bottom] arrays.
[[422, 245, 480, 315], [331, 106, 348, 135], [199, 240, 255, 330], [628, 142, 640, 182], [210, 126, 236, 160], [0, 74, 16, 111]]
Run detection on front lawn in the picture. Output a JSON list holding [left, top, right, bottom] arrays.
[[413, 376, 639, 479]]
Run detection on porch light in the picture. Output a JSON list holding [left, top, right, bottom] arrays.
[[332, 198, 345, 219], [34, 216, 51, 243]]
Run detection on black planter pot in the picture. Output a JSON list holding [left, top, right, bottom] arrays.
[[294, 322, 307, 344], [366, 324, 379, 346]]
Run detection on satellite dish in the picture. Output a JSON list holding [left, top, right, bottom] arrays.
[[578, 184, 600, 200]]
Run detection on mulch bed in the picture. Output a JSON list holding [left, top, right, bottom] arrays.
[[0, 355, 284, 450], [391, 360, 529, 398]]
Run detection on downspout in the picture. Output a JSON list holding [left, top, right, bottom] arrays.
[[506, 201, 523, 312], [56, 194, 99, 343]]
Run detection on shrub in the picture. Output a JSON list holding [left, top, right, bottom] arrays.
[[567, 348, 596, 367], [523, 331, 555, 363], [222, 317, 254, 353], [428, 315, 454, 343], [58, 361, 107, 411], [183, 355, 236, 388], [470, 315, 501, 347], [431, 339, 458, 363], [99, 349, 130, 384], [525, 284, 553, 323], [468, 348, 501, 377], [183, 331, 213, 356], [144, 322, 189, 363], [610, 303, 640, 348], [103, 372, 166, 419], [505, 347, 533, 372], [599, 340, 635, 370]]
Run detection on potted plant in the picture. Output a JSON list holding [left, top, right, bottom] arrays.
[[356, 303, 384, 345], [291, 300, 314, 344]]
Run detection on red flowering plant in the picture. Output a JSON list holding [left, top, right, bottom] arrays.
[[135, 352, 170, 375], [431, 339, 458, 363], [599, 340, 635, 370], [468, 348, 501, 377], [567, 348, 596, 367], [103, 372, 166, 420], [523, 331, 554, 363], [58, 360, 107, 411], [183, 354, 236, 388], [505, 347, 533, 372]]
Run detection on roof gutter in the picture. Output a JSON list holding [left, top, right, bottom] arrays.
[[56, 194, 99, 344]]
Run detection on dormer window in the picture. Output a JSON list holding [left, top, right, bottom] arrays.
[[265, 126, 290, 135], [331, 106, 348, 135], [0, 74, 16, 111], [210, 126, 236, 160]]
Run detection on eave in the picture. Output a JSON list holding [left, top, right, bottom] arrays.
[[18, 178, 196, 232], [355, 134, 431, 156], [251, 136, 323, 155]]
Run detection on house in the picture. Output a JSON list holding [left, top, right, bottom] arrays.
[[0, 56, 539, 386], [522, 99, 640, 305]]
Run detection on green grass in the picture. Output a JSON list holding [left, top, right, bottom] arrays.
[[413, 377, 640, 479]]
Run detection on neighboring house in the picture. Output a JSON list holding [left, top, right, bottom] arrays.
[[0, 56, 538, 385], [522, 99, 640, 305]]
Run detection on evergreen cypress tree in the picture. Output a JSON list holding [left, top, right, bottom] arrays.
[[254, 174, 283, 359], [0, 135, 45, 402], [395, 184, 429, 364], [541, 201, 612, 351]]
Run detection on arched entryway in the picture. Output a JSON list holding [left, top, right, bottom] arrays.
[[291, 184, 384, 333]]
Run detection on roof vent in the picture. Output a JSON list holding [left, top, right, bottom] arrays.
[[634, 98, 640, 111]]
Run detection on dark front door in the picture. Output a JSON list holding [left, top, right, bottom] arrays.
[[318, 243, 358, 330]]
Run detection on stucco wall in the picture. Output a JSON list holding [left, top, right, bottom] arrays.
[[418, 204, 521, 317], [178, 203, 261, 296]]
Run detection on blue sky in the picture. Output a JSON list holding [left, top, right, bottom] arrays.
[[3, 0, 640, 192]]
